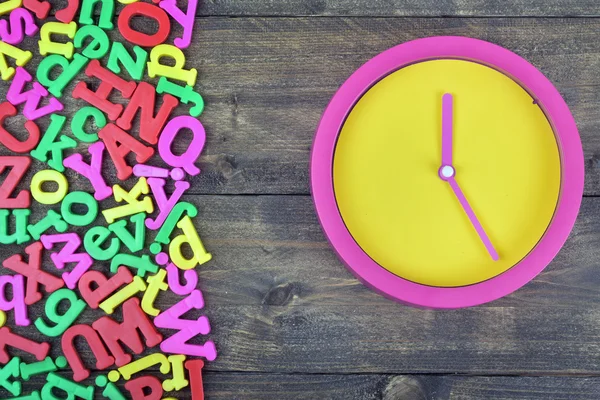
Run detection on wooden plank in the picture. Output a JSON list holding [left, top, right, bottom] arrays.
[[13, 372, 600, 400], [1, 194, 600, 375], [37, 0, 600, 17], [195, 1, 600, 17], [4, 17, 600, 195]]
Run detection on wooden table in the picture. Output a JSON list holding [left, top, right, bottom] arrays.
[[4, 1, 600, 399]]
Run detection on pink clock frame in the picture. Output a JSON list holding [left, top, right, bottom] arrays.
[[310, 36, 585, 308]]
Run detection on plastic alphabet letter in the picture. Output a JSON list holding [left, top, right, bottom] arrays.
[[79, 0, 114, 29], [111, 353, 170, 381], [30, 169, 68, 205], [166, 263, 197, 296], [20, 356, 65, 381], [55, 0, 80, 23], [93, 298, 162, 366], [118, 2, 170, 47], [0, 8, 38, 45], [141, 269, 167, 316], [108, 212, 145, 253], [0, 40, 32, 80], [154, 290, 217, 360], [61, 324, 115, 382], [22, 0, 50, 19], [156, 77, 204, 117], [95, 375, 127, 400], [30, 113, 77, 172], [0, 102, 40, 153], [98, 124, 154, 180], [0, 275, 29, 326], [124, 376, 162, 400], [109, 253, 158, 278], [26, 209, 67, 240], [72, 59, 136, 121], [0, 0, 23, 16], [78, 267, 133, 309], [34, 288, 85, 337], [116, 82, 178, 145], [41, 372, 95, 399], [102, 178, 153, 224], [153, 201, 197, 243], [107, 42, 147, 81], [70, 106, 106, 143], [162, 355, 188, 391], [0, 209, 30, 244], [6, 67, 62, 120], [2, 241, 64, 305], [169, 216, 212, 270], [37, 54, 89, 98], [158, 115, 204, 175], [38, 21, 77, 58], [185, 359, 205, 400], [97, 276, 146, 315], [146, 178, 189, 229], [64, 142, 112, 201], [147, 44, 197, 86], [83, 226, 120, 261], [0, 327, 50, 364], [0, 156, 31, 207], [74, 25, 110, 59], [0, 356, 21, 396], [60, 191, 99, 227], [159, 0, 197, 49], [40, 232, 93, 289]]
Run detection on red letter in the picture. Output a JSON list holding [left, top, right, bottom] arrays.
[[0, 327, 49, 364], [116, 82, 178, 145], [72, 59, 136, 121], [124, 376, 163, 400], [0, 156, 30, 208], [118, 3, 170, 47], [61, 324, 115, 382], [78, 267, 133, 309], [98, 123, 154, 180], [2, 241, 64, 305], [0, 102, 40, 153], [93, 298, 162, 366], [185, 360, 205, 400], [22, 0, 51, 19]]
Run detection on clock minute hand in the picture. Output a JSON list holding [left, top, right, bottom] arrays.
[[441, 93, 453, 167], [439, 92, 498, 261], [446, 175, 499, 261]]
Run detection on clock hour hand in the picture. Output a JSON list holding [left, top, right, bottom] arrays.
[[445, 174, 499, 261]]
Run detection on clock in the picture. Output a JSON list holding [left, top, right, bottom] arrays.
[[311, 36, 584, 308]]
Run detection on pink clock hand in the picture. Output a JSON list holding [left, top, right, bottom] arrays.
[[439, 93, 498, 261], [446, 175, 499, 261], [441, 93, 453, 167]]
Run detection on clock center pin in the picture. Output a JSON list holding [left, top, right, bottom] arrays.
[[439, 165, 455, 180]]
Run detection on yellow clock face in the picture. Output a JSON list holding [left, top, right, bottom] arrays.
[[333, 59, 561, 287]]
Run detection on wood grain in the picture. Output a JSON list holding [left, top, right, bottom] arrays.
[[195, 1, 600, 17], [2, 7, 600, 398], [41, 0, 600, 17], [5, 17, 599, 196], [12, 372, 600, 400], [1, 194, 600, 377]]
